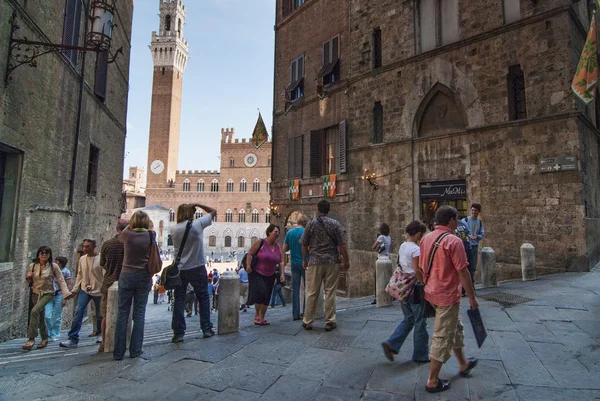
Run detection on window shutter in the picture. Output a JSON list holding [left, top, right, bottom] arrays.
[[288, 138, 295, 178], [323, 41, 330, 65], [338, 120, 347, 173], [290, 60, 297, 83], [299, 56, 304, 79], [62, 0, 82, 65], [94, 50, 109, 101], [310, 131, 323, 177], [332, 36, 339, 60], [294, 135, 303, 179]]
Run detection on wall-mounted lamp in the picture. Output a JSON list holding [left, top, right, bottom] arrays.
[[361, 169, 378, 190], [269, 201, 282, 218]]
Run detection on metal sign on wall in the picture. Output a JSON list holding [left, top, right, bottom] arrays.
[[420, 180, 467, 200], [539, 156, 577, 173]]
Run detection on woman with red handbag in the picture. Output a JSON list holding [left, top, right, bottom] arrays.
[[381, 220, 429, 363]]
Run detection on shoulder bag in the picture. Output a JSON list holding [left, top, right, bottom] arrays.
[[147, 231, 162, 275], [385, 244, 417, 303], [422, 232, 451, 318], [242, 239, 264, 271], [159, 220, 192, 290]]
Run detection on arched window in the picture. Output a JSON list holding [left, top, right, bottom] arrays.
[[209, 235, 216, 247], [178, 19, 182, 36], [165, 15, 171, 31], [253, 179, 260, 192], [238, 236, 245, 248], [197, 180, 204, 192], [182, 180, 190, 192], [225, 209, 233, 222], [251, 236, 259, 244], [239, 179, 247, 192], [229, 159, 234, 167], [227, 179, 234, 192], [238, 209, 246, 223], [251, 209, 259, 223], [224, 236, 232, 247], [266, 179, 272, 193], [211, 179, 219, 192], [169, 209, 175, 222], [265, 210, 271, 223], [267, 158, 271, 166], [195, 210, 202, 219]]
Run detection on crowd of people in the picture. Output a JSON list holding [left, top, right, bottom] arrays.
[[21, 198, 484, 394]]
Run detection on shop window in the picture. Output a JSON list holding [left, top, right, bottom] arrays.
[[240, 179, 247, 192], [0, 146, 22, 262], [252, 209, 259, 223], [62, 0, 83, 66], [224, 236, 232, 247], [373, 101, 383, 144], [182, 180, 190, 192], [503, 0, 521, 24], [372, 28, 382, 69], [239, 210, 246, 223], [238, 236, 245, 248], [507, 65, 527, 121], [419, 0, 459, 52], [227, 179, 234, 192], [288, 135, 303, 179], [197, 180, 204, 192], [287, 55, 304, 102], [209, 235, 216, 247], [225, 209, 233, 222], [310, 121, 347, 177], [86, 144, 99, 196], [319, 36, 340, 86]]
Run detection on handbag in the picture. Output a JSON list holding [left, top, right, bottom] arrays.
[[160, 220, 192, 290], [385, 262, 417, 302], [147, 231, 162, 275], [422, 232, 452, 318]]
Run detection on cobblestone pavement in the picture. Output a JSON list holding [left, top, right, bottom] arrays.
[[1, 266, 600, 401]]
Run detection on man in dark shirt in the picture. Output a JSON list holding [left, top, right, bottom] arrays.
[[301, 200, 350, 332], [98, 218, 128, 352]]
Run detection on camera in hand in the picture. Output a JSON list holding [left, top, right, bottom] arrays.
[[86, 285, 92, 293]]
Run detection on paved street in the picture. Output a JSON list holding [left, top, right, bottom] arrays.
[[1, 266, 600, 401]]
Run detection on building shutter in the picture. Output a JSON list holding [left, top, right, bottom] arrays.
[[298, 56, 304, 79], [94, 50, 109, 101], [338, 120, 347, 173], [62, 0, 82, 65], [294, 135, 303, 178], [310, 131, 323, 177], [288, 137, 295, 178], [332, 36, 339, 60], [290, 59, 297, 83], [323, 40, 330, 65]]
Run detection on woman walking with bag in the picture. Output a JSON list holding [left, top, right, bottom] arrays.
[[170, 203, 216, 343], [246, 224, 286, 326], [381, 220, 429, 363], [114, 211, 155, 360], [44, 256, 72, 341], [23, 247, 72, 350]]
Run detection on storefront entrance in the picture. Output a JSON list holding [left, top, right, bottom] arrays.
[[420, 180, 467, 229]]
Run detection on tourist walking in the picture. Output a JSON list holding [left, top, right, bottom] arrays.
[[44, 256, 72, 341], [170, 203, 216, 343], [418, 205, 479, 393], [60, 239, 103, 349], [113, 211, 154, 360], [462, 203, 484, 286], [283, 215, 308, 320], [301, 200, 350, 332], [98, 218, 127, 352], [381, 221, 429, 363], [246, 224, 285, 325], [24, 247, 72, 350], [371, 223, 391, 304], [238, 263, 249, 312]]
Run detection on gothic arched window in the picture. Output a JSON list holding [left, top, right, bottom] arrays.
[[227, 179, 234, 192], [195, 210, 202, 219], [266, 179, 272, 193], [225, 209, 233, 222], [182, 180, 190, 192], [169, 209, 175, 222], [240, 179, 247, 192], [211, 179, 219, 192], [209, 235, 216, 247], [197, 180, 204, 192], [253, 179, 260, 192], [238, 209, 246, 223], [265, 210, 271, 223], [251, 209, 259, 223], [165, 15, 171, 31], [224, 236, 232, 247], [238, 236, 245, 248]]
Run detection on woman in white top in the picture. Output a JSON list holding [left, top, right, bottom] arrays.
[[381, 220, 429, 363], [371, 223, 391, 304]]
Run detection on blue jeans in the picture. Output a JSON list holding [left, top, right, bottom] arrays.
[[68, 291, 101, 343], [45, 293, 64, 340], [114, 270, 151, 359], [468, 245, 478, 283], [270, 283, 286, 307], [385, 290, 429, 361], [291, 264, 305, 319], [172, 266, 212, 336]]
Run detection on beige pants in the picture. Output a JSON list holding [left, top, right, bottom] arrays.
[[303, 263, 339, 325], [430, 303, 465, 363], [240, 282, 249, 306]]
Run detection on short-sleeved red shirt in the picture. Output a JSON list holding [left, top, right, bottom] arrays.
[[419, 225, 469, 307]]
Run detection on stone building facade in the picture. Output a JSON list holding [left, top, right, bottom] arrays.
[[0, 0, 133, 339], [143, 0, 272, 256], [271, 0, 600, 297], [123, 166, 146, 216]]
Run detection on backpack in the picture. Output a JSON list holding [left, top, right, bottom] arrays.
[[240, 239, 265, 271]]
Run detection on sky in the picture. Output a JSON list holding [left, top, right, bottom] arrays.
[[123, 0, 275, 178]]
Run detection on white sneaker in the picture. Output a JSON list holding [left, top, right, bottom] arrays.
[[96, 336, 102, 344], [59, 339, 78, 349]]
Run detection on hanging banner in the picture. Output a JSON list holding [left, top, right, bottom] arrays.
[[323, 174, 336, 198], [572, 11, 598, 104], [289, 179, 300, 200], [251, 112, 269, 148]]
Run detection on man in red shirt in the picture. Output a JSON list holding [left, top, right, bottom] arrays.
[[417, 205, 479, 393]]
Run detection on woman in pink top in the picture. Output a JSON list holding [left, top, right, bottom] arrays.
[[246, 224, 286, 325]]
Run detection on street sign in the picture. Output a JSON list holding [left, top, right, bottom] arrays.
[[540, 156, 577, 173]]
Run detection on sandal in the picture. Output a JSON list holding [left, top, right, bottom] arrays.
[[260, 320, 270, 325], [302, 322, 312, 330], [22, 339, 35, 351], [459, 358, 478, 377], [254, 319, 262, 325], [425, 379, 451, 393], [325, 322, 337, 332], [36, 339, 48, 349]]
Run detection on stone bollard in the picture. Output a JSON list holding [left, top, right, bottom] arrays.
[[520, 243, 536, 281], [217, 271, 240, 335], [103, 282, 132, 353], [376, 256, 393, 307], [480, 247, 497, 288]]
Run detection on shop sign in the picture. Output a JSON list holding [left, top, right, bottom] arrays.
[[420, 180, 467, 200]]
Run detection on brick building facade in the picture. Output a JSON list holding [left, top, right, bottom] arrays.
[[143, 0, 272, 256], [271, 0, 600, 297], [0, 0, 133, 339]]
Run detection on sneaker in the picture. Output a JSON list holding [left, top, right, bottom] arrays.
[[59, 339, 78, 349], [96, 336, 102, 344], [371, 299, 377, 305], [202, 329, 215, 338], [171, 334, 184, 343]]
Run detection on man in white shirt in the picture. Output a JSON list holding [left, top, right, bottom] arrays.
[[60, 239, 104, 349]]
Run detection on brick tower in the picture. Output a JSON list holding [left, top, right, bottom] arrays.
[[146, 0, 188, 194]]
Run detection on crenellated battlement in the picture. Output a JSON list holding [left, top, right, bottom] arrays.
[[176, 170, 220, 175]]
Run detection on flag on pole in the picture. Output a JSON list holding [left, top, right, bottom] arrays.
[[572, 11, 598, 104], [289, 179, 300, 200], [323, 174, 336, 198], [251, 112, 269, 148]]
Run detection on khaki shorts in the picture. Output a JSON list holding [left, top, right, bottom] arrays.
[[429, 303, 465, 363]]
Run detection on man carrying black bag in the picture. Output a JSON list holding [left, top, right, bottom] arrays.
[[417, 205, 479, 394], [169, 203, 216, 343]]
